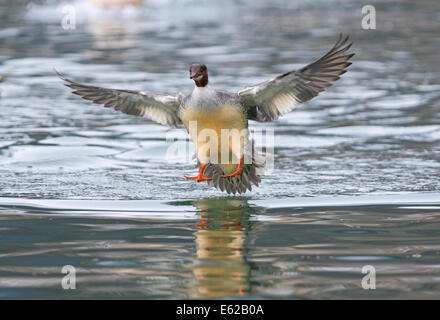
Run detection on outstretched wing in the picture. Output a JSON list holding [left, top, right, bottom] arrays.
[[58, 72, 182, 127], [238, 34, 354, 122]]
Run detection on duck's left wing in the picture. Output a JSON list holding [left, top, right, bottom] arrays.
[[238, 34, 354, 122], [58, 72, 182, 127]]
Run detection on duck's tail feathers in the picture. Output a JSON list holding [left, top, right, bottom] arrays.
[[203, 142, 265, 195]]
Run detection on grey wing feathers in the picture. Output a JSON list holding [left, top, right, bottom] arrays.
[[57, 71, 182, 127], [238, 34, 354, 122]]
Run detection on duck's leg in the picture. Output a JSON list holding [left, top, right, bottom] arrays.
[[221, 157, 244, 178], [185, 163, 212, 182]]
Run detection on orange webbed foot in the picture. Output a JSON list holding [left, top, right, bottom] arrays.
[[220, 169, 243, 178], [184, 162, 212, 182], [184, 175, 212, 182], [220, 157, 244, 178]]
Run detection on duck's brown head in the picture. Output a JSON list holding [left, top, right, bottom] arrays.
[[189, 63, 208, 87]]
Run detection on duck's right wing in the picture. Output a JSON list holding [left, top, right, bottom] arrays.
[[58, 72, 182, 127]]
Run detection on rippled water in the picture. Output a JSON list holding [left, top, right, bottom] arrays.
[[0, 0, 440, 299]]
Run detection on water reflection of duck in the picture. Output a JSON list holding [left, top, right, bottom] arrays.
[[170, 198, 262, 298]]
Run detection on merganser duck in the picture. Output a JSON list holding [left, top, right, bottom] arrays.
[[58, 34, 354, 194]]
